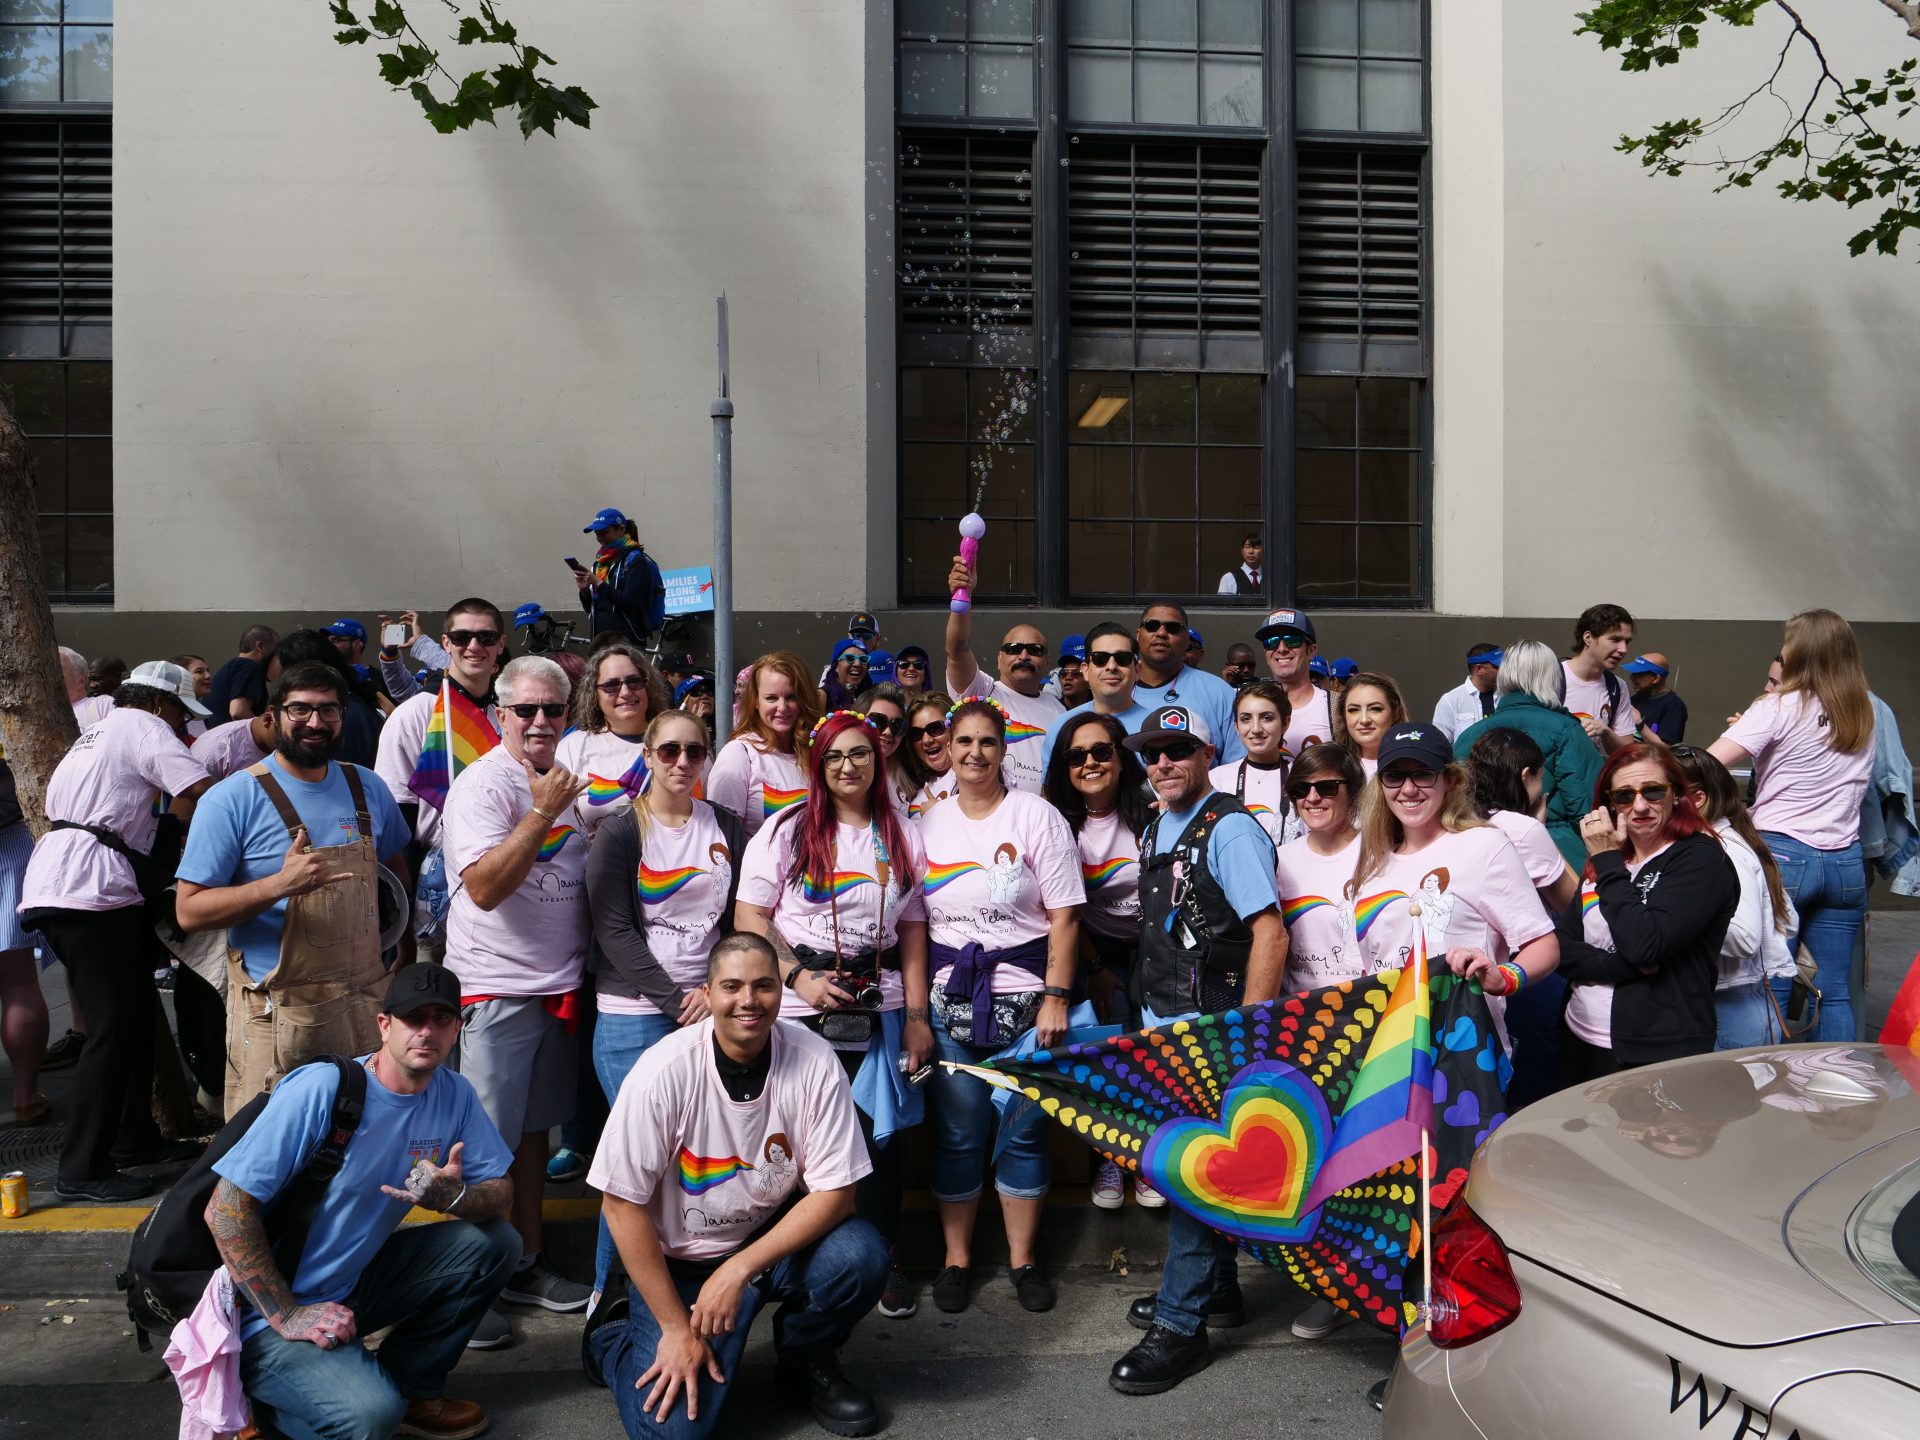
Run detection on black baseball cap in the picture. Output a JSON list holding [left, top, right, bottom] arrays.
[[1122, 703, 1214, 751], [383, 962, 462, 1017], [1375, 724, 1453, 774], [1256, 608, 1316, 646]]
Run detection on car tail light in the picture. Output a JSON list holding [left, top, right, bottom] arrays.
[[1426, 1201, 1522, 1349]]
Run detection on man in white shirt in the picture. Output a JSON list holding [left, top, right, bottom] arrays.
[[584, 934, 887, 1439], [1561, 603, 1636, 754], [1215, 533, 1263, 596], [1431, 643, 1503, 742], [943, 552, 1065, 793]]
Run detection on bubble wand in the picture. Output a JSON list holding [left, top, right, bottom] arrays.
[[950, 472, 989, 615]]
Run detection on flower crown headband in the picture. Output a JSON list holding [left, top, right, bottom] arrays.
[[946, 695, 1009, 725], [807, 709, 878, 746]]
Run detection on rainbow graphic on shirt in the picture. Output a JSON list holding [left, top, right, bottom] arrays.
[[677, 1146, 756, 1195], [586, 753, 649, 806], [762, 785, 806, 819], [924, 859, 985, 894], [1282, 894, 1333, 925], [1352, 890, 1410, 941], [1004, 718, 1047, 744], [1244, 802, 1276, 817], [800, 871, 878, 903], [1082, 856, 1135, 890], [536, 824, 578, 861], [1581, 888, 1601, 916], [639, 865, 707, 904]]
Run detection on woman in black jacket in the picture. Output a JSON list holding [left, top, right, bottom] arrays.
[[1556, 742, 1738, 1082]]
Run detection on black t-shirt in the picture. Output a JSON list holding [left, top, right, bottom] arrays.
[[207, 656, 267, 718], [1636, 689, 1688, 743], [0, 758, 20, 832]]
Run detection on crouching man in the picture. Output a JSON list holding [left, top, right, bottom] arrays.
[[584, 934, 890, 1439], [205, 963, 518, 1440]]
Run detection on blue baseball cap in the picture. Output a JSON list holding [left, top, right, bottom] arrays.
[[1186, 627, 1205, 649], [867, 649, 897, 683], [1330, 657, 1359, 680], [512, 602, 546, 629], [1621, 656, 1668, 677], [673, 675, 712, 705], [831, 637, 870, 665], [326, 617, 367, 643], [896, 644, 930, 670], [1059, 634, 1088, 663], [1308, 656, 1331, 678], [582, 506, 628, 534]]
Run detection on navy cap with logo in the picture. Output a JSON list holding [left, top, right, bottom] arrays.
[[1375, 723, 1454, 775], [327, 617, 367, 643], [832, 637, 870, 664], [1059, 633, 1088, 663], [1122, 703, 1214, 751], [583, 506, 628, 534], [846, 612, 880, 638], [383, 961, 462, 1018], [1255, 608, 1316, 646], [673, 674, 712, 705]]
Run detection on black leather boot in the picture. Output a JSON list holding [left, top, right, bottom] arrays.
[[779, 1352, 880, 1437], [1125, 1292, 1246, 1331], [1109, 1323, 1213, 1395]]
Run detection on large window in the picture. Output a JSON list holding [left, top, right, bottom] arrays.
[[2, 0, 110, 602], [896, 0, 1429, 608]]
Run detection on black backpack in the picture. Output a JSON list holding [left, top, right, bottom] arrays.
[[117, 1055, 367, 1349]]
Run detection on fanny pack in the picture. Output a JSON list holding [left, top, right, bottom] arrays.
[[48, 819, 168, 903], [931, 983, 1043, 1051]]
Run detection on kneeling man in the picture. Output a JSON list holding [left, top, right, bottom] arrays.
[[586, 934, 889, 1439]]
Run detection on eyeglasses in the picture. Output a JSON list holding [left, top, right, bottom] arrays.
[[1606, 783, 1672, 808], [1140, 739, 1203, 766], [869, 714, 907, 738], [1381, 767, 1442, 791], [277, 702, 344, 723], [650, 741, 710, 765], [504, 702, 568, 721], [1137, 618, 1184, 634], [1066, 742, 1117, 767], [1000, 642, 1048, 658], [1088, 649, 1137, 669], [447, 629, 502, 649], [907, 720, 947, 742], [823, 746, 876, 768], [1286, 778, 1346, 801], [596, 675, 650, 695], [1261, 634, 1309, 651]]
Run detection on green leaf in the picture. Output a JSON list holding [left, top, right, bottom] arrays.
[[328, 1, 359, 23], [409, 80, 464, 134], [335, 27, 370, 45], [369, 0, 407, 38], [456, 16, 487, 45]]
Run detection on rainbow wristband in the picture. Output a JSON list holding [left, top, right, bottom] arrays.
[[1496, 962, 1527, 996]]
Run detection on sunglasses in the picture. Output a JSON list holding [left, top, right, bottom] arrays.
[[838, 652, 869, 666], [650, 741, 710, 765], [1607, 783, 1672, 808], [895, 657, 927, 670], [907, 720, 947, 741], [447, 629, 502, 649], [1138, 618, 1185, 634], [1088, 649, 1137, 669], [1286, 777, 1346, 801], [1140, 739, 1203, 766], [1381, 767, 1441, 791], [1262, 633, 1309, 651], [1000, 642, 1048, 658], [596, 675, 651, 695], [1066, 741, 1117, 767], [503, 702, 568, 720], [869, 714, 907, 738]]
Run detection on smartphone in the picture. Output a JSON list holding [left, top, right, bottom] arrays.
[[380, 623, 408, 648], [563, 555, 582, 569]]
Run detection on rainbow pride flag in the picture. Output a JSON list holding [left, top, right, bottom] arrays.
[[677, 1146, 756, 1195], [586, 752, 649, 806], [1004, 718, 1047, 744], [407, 681, 499, 812]]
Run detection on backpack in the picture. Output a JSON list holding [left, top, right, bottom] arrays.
[[626, 545, 667, 635], [117, 1055, 367, 1349], [1603, 669, 1625, 730]]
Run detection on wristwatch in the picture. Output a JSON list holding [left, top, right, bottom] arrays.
[[1041, 985, 1073, 1001], [782, 966, 803, 990]]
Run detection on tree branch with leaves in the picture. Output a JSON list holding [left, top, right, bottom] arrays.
[[329, 0, 596, 137], [1576, 0, 1920, 256]]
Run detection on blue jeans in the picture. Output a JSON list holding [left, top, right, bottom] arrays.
[[1154, 1207, 1242, 1337], [592, 1010, 682, 1294], [1763, 833, 1867, 1042], [1714, 982, 1778, 1051], [240, 1218, 520, 1440], [928, 1024, 1051, 1201], [1501, 971, 1568, 1112], [589, 1217, 890, 1440]]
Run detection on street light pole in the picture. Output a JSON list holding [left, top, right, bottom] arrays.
[[710, 295, 735, 748]]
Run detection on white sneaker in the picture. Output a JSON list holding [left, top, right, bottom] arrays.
[[1092, 1160, 1125, 1210], [1133, 1175, 1168, 1209]]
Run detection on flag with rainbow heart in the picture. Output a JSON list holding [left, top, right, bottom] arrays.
[[970, 967, 1510, 1334]]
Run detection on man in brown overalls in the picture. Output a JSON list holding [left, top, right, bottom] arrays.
[[176, 661, 414, 1116]]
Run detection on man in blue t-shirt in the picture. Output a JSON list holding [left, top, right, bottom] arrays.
[[209, 961, 518, 1440], [1040, 621, 1157, 775], [1128, 602, 1244, 764]]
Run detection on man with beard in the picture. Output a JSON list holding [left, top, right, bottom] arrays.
[[943, 553, 1064, 793], [177, 663, 411, 1114]]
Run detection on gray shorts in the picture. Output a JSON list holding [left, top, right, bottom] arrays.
[[456, 996, 578, 1141]]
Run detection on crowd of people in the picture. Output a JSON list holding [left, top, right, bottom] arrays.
[[0, 517, 1912, 1437]]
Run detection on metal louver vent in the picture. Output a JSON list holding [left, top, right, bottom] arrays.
[[0, 120, 111, 327], [898, 133, 1035, 336], [1295, 147, 1423, 364]]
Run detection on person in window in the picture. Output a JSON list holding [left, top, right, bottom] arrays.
[[708, 653, 822, 840], [1330, 671, 1410, 779], [1215, 532, 1263, 596]]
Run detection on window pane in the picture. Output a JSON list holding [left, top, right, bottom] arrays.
[[1133, 372, 1194, 443], [1136, 0, 1196, 47], [903, 518, 959, 597], [0, 25, 60, 101], [0, 3, 60, 20], [1358, 524, 1417, 597], [969, 0, 1031, 41], [29, 435, 62, 509], [1296, 450, 1354, 522], [972, 444, 1036, 518], [1359, 59, 1421, 132], [1361, 0, 1421, 57], [1135, 521, 1196, 594], [972, 43, 1034, 119], [0, 360, 63, 432], [1137, 447, 1195, 517], [1199, 446, 1260, 517], [1201, 55, 1260, 126], [1137, 51, 1197, 125], [1357, 449, 1414, 522], [902, 442, 969, 514], [1201, 523, 1252, 583], [1199, 0, 1260, 51], [1296, 56, 1358, 131], [902, 368, 968, 441], [1296, 523, 1355, 597], [63, 22, 109, 100], [1358, 376, 1414, 446], [36, 514, 65, 595], [1068, 46, 1132, 121], [1068, 444, 1133, 516], [972, 368, 1036, 443], [64, 0, 115, 19], [1069, 520, 1132, 594], [68, 360, 108, 433], [1069, 371, 1132, 441], [67, 435, 108, 509], [987, 518, 1037, 594], [1067, 0, 1130, 44], [1199, 374, 1260, 443], [1296, 376, 1355, 445], [901, 40, 967, 116], [1295, 0, 1357, 52]]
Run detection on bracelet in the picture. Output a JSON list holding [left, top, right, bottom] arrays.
[[443, 1183, 466, 1215], [1041, 985, 1073, 1001], [904, 1006, 930, 1024], [1495, 962, 1527, 996], [783, 966, 803, 990], [532, 805, 558, 824]]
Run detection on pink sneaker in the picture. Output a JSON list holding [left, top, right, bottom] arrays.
[[1133, 1174, 1167, 1209], [1092, 1160, 1125, 1210]]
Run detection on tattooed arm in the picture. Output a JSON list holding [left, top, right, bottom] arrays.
[[204, 1178, 358, 1348]]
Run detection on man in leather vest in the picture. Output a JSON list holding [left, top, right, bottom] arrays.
[[1108, 705, 1286, 1397]]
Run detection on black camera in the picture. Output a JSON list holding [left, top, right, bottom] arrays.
[[838, 954, 885, 1011]]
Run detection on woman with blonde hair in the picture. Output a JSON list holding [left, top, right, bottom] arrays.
[[1709, 608, 1875, 1040], [708, 650, 822, 838], [554, 639, 670, 838], [1330, 670, 1409, 777]]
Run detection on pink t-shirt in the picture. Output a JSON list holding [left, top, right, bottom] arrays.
[[191, 719, 269, 781], [737, 810, 928, 1019], [72, 695, 114, 728], [586, 1019, 870, 1262], [374, 691, 443, 849], [1210, 759, 1290, 843], [1353, 826, 1554, 975], [21, 709, 211, 913], [602, 802, 734, 1018], [1282, 685, 1336, 763], [442, 745, 588, 996], [917, 787, 1084, 991], [706, 737, 807, 840], [554, 728, 651, 840], [1487, 809, 1570, 892], [1076, 809, 1142, 942], [1721, 692, 1874, 850], [1274, 830, 1364, 990], [949, 670, 1064, 795], [1562, 663, 1634, 740], [908, 771, 958, 819]]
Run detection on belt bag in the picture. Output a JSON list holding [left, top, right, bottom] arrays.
[[48, 820, 167, 903]]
